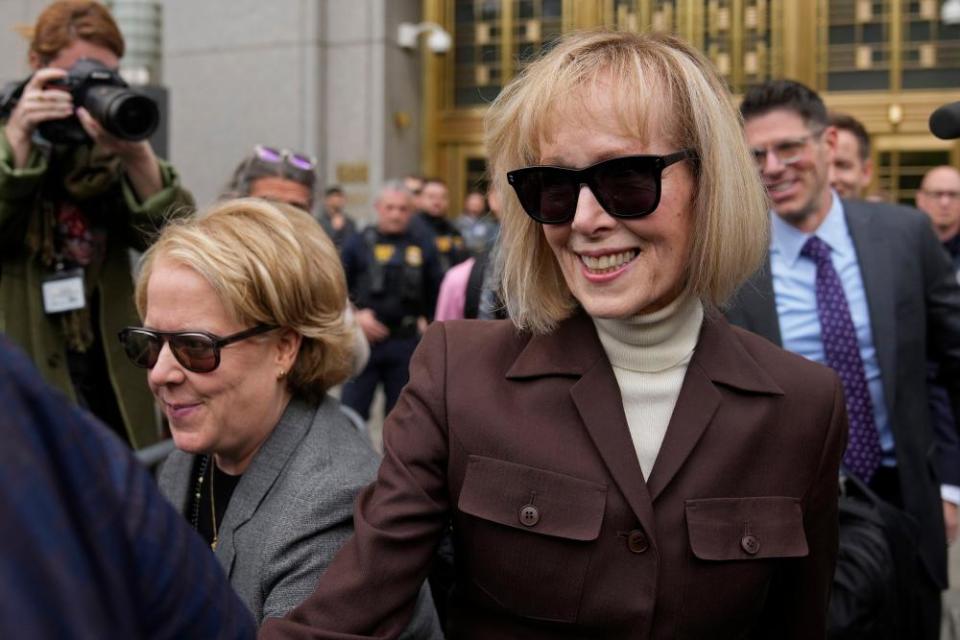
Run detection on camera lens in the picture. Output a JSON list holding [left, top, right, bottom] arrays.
[[110, 94, 159, 140], [84, 86, 159, 141]]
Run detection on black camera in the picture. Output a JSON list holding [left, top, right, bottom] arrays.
[[0, 58, 159, 145]]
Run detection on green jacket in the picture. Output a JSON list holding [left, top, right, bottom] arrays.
[[0, 133, 193, 449]]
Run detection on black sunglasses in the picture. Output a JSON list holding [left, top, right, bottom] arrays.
[[118, 325, 277, 373], [506, 149, 696, 225]]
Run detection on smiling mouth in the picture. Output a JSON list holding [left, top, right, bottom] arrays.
[[767, 180, 795, 193], [579, 249, 639, 274], [164, 400, 201, 412]]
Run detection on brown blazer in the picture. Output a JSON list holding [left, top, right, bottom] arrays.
[[260, 309, 846, 640]]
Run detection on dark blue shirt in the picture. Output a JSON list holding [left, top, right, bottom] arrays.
[[0, 336, 255, 639], [411, 212, 469, 273], [931, 235, 960, 486]]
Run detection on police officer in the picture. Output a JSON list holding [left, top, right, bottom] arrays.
[[411, 177, 468, 274], [340, 180, 442, 420]]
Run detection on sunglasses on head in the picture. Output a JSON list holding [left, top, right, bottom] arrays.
[[254, 144, 316, 172], [506, 149, 696, 225], [118, 325, 277, 374]]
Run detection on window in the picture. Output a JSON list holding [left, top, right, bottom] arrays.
[[453, 0, 504, 106]]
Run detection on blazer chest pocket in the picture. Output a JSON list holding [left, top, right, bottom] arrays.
[[679, 497, 809, 636], [685, 496, 808, 561], [456, 455, 607, 623]]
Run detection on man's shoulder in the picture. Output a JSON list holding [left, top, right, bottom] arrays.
[[843, 198, 929, 229], [410, 213, 435, 238]]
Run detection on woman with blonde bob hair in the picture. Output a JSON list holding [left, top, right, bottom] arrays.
[[120, 198, 441, 634], [263, 31, 845, 640]]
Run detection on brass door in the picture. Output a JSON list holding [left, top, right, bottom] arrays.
[[873, 134, 958, 205]]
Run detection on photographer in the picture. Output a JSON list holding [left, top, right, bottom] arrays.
[[0, 1, 192, 448]]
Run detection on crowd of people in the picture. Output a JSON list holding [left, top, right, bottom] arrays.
[[2, 2, 960, 639]]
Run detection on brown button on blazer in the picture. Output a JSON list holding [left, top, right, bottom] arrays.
[[261, 309, 847, 640]]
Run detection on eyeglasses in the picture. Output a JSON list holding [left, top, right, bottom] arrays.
[[118, 325, 277, 373], [921, 189, 960, 201], [749, 131, 822, 168], [506, 150, 696, 225], [254, 145, 316, 172]]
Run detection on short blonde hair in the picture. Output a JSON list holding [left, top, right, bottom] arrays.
[[486, 30, 769, 334], [135, 198, 353, 400]]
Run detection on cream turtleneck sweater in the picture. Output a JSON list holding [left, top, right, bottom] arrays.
[[592, 294, 704, 480]]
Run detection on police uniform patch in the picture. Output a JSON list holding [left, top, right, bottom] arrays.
[[374, 244, 395, 263], [405, 245, 423, 267]]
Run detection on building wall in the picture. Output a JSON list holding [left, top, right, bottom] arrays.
[[164, 0, 421, 221], [0, 1, 52, 80], [0, 0, 423, 224]]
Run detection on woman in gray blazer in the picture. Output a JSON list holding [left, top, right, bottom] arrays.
[[118, 197, 440, 636]]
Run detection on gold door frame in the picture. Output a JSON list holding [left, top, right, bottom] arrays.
[[422, 1, 960, 212]]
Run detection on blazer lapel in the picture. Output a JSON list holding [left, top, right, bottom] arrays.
[[644, 364, 720, 502], [215, 396, 316, 575], [844, 200, 897, 414], [569, 365, 658, 537], [508, 311, 657, 536], [646, 312, 783, 501], [729, 260, 783, 346], [157, 448, 196, 513]]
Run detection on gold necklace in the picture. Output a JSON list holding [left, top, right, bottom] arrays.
[[209, 460, 219, 550]]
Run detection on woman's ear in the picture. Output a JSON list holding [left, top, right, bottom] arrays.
[[274, 327, 302, 372]]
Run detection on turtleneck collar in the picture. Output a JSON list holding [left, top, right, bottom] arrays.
[[591, 294, 704, 373]]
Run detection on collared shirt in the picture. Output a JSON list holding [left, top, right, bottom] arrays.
[[769, 192, 895, 464]]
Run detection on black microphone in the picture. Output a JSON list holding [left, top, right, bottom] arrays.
[[929, 101, 960, 140]]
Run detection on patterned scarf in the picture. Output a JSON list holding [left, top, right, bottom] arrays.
[[27, 144, 122, 352]]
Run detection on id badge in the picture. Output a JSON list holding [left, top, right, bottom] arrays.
[[42, 268, 86, 314]]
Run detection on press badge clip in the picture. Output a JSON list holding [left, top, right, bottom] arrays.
[[41, 266, 86, 314]]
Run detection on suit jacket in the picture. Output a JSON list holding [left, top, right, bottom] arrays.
[[0, 336, 254, 640], [930, 234, 960, 486], [158, 395, 441, 637], [725, 199, 960, 588], [260, 309, 846, 640]]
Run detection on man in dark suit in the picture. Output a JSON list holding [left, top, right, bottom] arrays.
[[727, 79, 960, 639], [917, 165, 960, 546]]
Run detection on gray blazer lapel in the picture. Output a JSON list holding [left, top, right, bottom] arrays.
[[727, 260, 782, 346], [844, 200, 897, 414], [215, 396, 317, 575], [157, 448, 196, 514]]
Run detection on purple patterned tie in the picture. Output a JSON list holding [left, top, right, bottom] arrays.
[[801, 235, 883, 482]]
